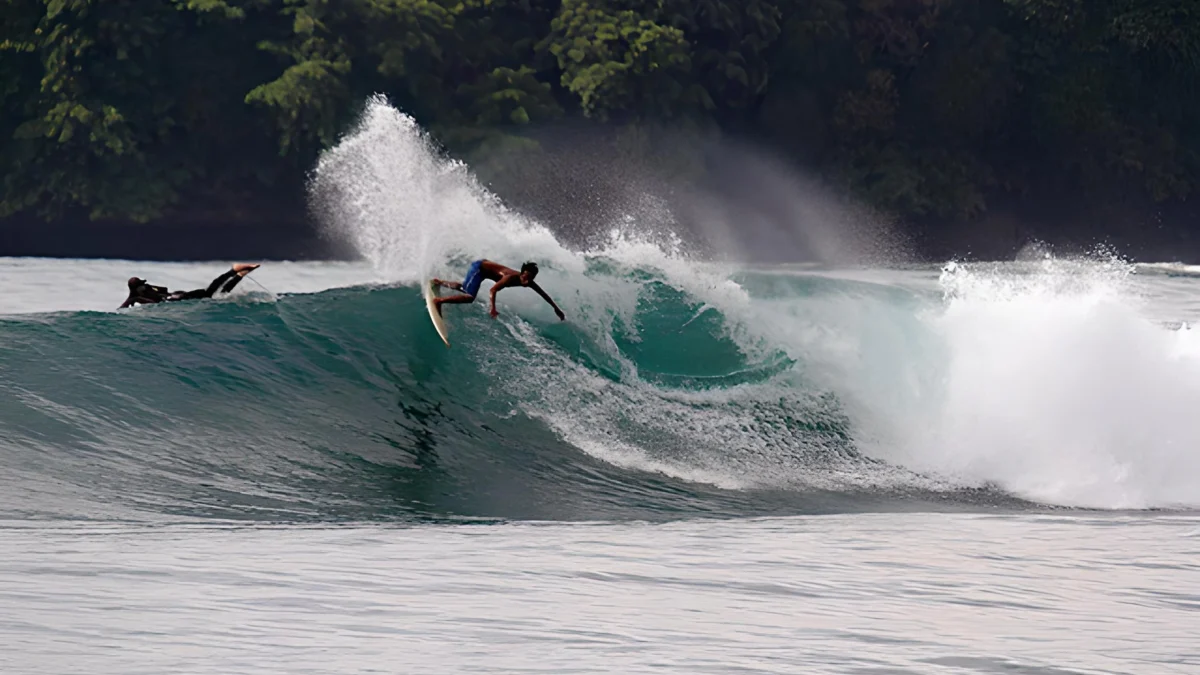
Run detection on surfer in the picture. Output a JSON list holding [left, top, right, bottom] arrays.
[[119, 263, 260, 309], [432, 260, 565, 320]]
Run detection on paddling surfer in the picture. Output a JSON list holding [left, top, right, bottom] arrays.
[[120, 263, 260, 309], [432, 260, 564, 320]]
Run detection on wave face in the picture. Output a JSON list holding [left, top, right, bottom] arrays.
[[2, 99, 1199, 522]]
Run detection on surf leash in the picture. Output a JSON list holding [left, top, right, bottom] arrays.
[[247, 276, 276, 296]]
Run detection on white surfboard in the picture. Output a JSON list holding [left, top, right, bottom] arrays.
[[425, 280, 450, 347]]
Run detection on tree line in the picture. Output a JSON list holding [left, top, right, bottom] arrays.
[[2, 0, 1198, 230]]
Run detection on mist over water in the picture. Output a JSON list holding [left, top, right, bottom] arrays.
[[311, 96, 905, 273]]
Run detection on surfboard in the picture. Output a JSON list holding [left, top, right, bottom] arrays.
[[425, 280, 450, 347]]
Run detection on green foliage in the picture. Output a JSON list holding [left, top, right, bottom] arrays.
[[2, 0, 184, 220], [541, 0, 692, 120], [244, 0, 455, 155], [1, 0, 295, 221], [1, 0, 1199, 227]]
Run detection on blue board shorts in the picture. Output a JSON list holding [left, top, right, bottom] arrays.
[[462, 260, 484, 297]]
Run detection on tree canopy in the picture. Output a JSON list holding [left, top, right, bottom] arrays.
[[2, 0, 1198, 229]]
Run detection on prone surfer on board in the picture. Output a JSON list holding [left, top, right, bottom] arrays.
[[119, 263, 260, 309], [432, 260, 565, 320]]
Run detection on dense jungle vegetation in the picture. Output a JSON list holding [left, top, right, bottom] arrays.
[[2, 0, 1198, 242]]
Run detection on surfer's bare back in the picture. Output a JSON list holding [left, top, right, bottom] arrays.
[[433, 260, 565, 320]]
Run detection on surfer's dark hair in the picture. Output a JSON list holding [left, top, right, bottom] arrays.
[[520, 261, 539, 277]]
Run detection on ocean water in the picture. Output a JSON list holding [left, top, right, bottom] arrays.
[[2, 100, 1198, 673]]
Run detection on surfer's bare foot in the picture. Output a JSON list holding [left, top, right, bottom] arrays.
[[433, 297, 445, 317], [432, 278, 464, 291], [232, 263, 260, 276]]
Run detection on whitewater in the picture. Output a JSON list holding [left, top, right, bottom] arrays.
[[1, 99, 1197, 674]]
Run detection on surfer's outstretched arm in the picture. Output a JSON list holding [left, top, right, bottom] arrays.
[[529, 282, 565, 321], [487, 273, 521, 317], [119, 295, 151, 309]]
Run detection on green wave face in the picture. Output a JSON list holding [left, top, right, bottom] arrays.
[[0, 264, 1001, 523]]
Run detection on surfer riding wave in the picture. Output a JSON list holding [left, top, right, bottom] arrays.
[[432, 260, 564, 320]]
